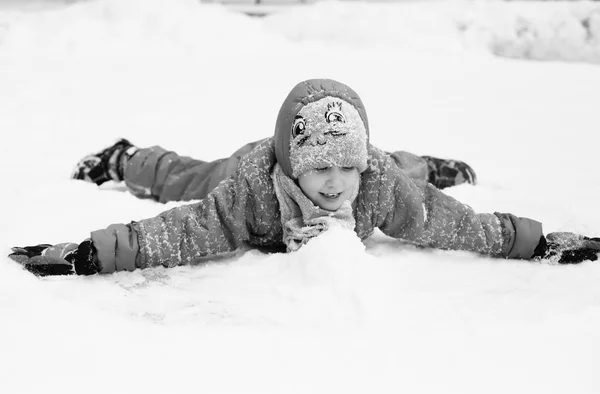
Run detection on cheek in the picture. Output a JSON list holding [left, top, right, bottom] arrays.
[[344, 172, 360, 187], [298, 173, 323, 194]]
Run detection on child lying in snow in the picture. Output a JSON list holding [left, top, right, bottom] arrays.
[[9, 78, 600, 276]]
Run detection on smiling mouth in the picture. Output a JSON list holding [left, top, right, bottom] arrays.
[[320, 192, 342, 199]]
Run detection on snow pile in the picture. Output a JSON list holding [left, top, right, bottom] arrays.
[[458, 0, 600, 63], [263, 0, 600, 64], [0, 0, 264, 57], [2, 0, 600, 64]]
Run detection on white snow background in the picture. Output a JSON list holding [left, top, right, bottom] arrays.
[[1, 0, 600, 393]]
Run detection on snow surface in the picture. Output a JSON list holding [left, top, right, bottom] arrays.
[[1, 0, 600, 393]]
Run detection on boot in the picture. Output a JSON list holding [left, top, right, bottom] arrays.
[[422, 156, 477, 189], [71, 139, 138, 185]]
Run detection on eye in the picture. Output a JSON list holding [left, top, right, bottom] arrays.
[[292, 116, 306, 138], [341, 167, 355, 172], [315, 167, 329, 173], [325, 111, 345, 124]]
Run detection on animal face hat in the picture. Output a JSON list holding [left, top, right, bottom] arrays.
[[274, 79, 370, 179]]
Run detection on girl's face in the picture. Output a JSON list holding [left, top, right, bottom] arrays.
[[297, 166, 359, 211]]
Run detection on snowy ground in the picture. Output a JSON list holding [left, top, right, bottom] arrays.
[[1, 0, 600, 393]]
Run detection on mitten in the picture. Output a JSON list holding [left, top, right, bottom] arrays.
[[422, 156, 477, 189], [71, 139, 138, 185], [531, 232, 600, 264], [9, 239, 101, 276]]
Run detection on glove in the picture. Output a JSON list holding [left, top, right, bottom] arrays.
[[8, 239, 101, 276], [531, 232, 600, 264]]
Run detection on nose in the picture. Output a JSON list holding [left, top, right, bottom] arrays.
[[325, 168, 343, 188]]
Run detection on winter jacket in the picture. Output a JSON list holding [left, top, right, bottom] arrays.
[[90, 138, 542, 274]]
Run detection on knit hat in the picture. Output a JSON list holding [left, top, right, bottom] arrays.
[[274, 79, 370, 179]]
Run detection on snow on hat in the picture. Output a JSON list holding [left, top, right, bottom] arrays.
[[274, 79, 370, 179]]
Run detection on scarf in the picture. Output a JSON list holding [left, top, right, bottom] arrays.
[[271, 163, 357, 252]]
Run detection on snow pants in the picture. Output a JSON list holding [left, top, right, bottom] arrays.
[[121, 138, 429, 203]]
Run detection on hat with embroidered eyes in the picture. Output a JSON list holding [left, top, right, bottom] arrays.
[[273, 79, 370, 179]]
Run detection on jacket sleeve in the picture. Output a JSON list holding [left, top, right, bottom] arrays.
[[132, 173, 254, 269], [374, 156, 542, 259]]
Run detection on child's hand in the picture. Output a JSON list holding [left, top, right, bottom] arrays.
[[8, 240, 100, 276], [532, 232, 600, 264]]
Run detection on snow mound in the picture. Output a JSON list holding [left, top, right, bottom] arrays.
[[2, 0, 600, 64], [263, 0, 600, 64], [458, 0, 600, 64], [0, 0, 264, 58]]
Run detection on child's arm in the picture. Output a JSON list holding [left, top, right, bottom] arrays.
[[376, 172, 525, 257], [10, 152, 281, 275], [95, 152, 280, 273], [9, 177, 250, 275], [373, 156, 599, 262], [123, 176, 253, 271]]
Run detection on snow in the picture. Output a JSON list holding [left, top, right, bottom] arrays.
[[1, 0, 600, 393]]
